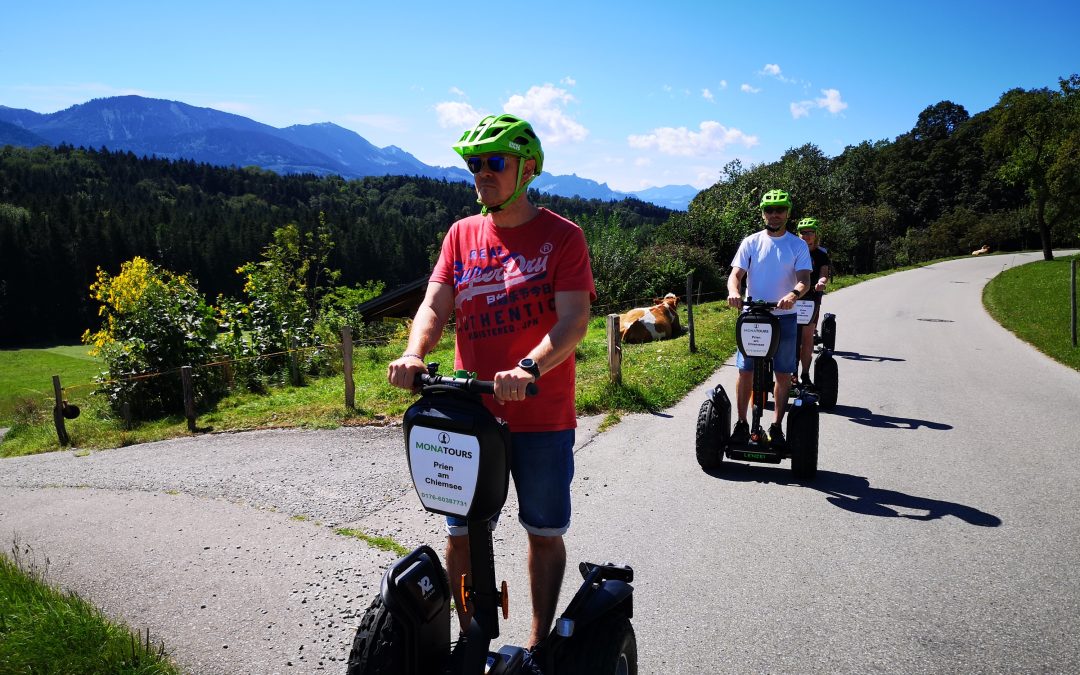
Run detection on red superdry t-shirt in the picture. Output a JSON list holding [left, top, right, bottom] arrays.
[[430, 208, 596, 432]]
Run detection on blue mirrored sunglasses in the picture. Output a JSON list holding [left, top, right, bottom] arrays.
[[466, 156, 507, 174]]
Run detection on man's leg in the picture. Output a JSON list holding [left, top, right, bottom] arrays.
[[800, 323, 814, 378], [773, 372, 792, 424], [445, 534, 470, 632], [526, 533, 566, 647], [735, 369, 752, 421]]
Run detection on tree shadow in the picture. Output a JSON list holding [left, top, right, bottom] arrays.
[[829, 404, 952, 430], [706, 465, 1001, 527], [833, 351, 906, 363]]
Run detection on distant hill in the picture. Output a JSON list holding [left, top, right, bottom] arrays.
[[0, 95, 695, 209]]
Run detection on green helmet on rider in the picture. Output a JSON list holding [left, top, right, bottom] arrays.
[[796, 217, 820, 234], [452, 114, 544, 215], [759, 189, 793, 211], [759, 189, 792, 232]]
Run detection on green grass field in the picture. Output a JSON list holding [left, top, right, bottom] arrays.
[[983, 253, 1080, 371], [0, 345, 104, 427]]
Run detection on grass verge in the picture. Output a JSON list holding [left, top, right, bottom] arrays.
[[983, 253, 1080, 371], [0, 540, 180, 674]]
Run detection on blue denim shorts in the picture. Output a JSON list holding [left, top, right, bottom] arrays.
[[446, 429, 575, 537], [737, 313, 798, 375]]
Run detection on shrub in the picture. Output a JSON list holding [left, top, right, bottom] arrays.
[[82, 257, 223, 419]]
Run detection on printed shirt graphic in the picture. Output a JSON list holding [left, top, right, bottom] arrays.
[[731, 230, 812, 316], [431, 208, 596, 431]]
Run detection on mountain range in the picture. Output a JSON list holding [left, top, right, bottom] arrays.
[[0, 96, 696, 210]]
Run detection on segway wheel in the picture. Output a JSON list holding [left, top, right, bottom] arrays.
[[814, 353, 838, 410], [788, 403, 819, 481], [346, 594, 406, 675], [557, 614, 638, 675], [695, 397, 728, 470]]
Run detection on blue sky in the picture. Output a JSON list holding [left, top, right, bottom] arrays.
[[2, 1, 1076, 192]]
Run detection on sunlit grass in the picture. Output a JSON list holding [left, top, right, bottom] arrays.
[[0, 542, 180, 674], [984, 254, 1080, 370]]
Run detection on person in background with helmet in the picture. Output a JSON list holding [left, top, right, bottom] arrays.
[[386, 114, 596, 664], [726, 189, 812, 449], [796, 218, 832, 385]]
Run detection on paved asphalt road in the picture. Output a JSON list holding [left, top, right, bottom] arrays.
[[2, 251, 1078, 674]]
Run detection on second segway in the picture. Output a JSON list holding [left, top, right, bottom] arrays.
[[696, 298, 819, 479], [812, 312, 838, 409]]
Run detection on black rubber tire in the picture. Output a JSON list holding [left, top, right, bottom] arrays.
[[558, 614, 638, 675], [814, 353, 838, 410], [695, 398, 725, 470], [346, 594, 406, 675], [788, 403, 819, 480]]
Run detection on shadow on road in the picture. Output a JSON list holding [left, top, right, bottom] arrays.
[[833, 350, 905, 362], [828, 404, 952, 430], [707, 465, 1001, 527]]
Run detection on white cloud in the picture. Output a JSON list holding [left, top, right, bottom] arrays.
[[789, 89, 848, 119], [435, 100, 484, 128], [634, 157, 652, 167], [816, 88, 848, 114], [503, 84, 588, 144], [790, 101, 812, 119], [627, 120, 759, 157], [560, 76, 576, 86], [741, 84, 761, 94], [449, 86, 466, 97], [762, 63, 781, 77], [702, 88, 714, 102], [719, 80, 728, 89]]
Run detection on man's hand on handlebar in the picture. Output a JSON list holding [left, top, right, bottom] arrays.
[[776, 292, 798, 311], [387, 354, 427, 392], [492, 367, 536, 404], [727, 291, 743, 310]]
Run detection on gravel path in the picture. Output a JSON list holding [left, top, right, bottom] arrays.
[[0, 420, 603, 674]]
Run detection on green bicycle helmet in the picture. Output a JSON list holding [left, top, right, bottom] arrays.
[[453, 114, 544, 214], [759, 189, 792, 210], [796, 217, 820, 233]]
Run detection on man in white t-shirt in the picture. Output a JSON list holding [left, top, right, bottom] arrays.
[[726, 189, 812, 449]]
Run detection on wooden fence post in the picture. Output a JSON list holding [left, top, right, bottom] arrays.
[[1071, 258, 1077, 347], [686, 271, 697, 353], [120, 401, 133, 431], [51, 375, 70, 446], [606, 314, 622, 384], [341, 326, 355, 409], [181, 366, 196, 432], [288, 336, 302, 386]]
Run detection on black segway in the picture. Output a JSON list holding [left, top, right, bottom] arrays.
[[696, 298, 819, 479], [812, 312, 838, 410], [347, 364, 636, 675]]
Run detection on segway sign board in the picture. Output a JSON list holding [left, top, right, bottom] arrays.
[[408, 426, 481, 518], [795, 300, 815, 325], [738, 318, 776, 358]]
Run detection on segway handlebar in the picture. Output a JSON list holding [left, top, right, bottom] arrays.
[[413, 370, 539, 397], [742, 297, 784, 312]]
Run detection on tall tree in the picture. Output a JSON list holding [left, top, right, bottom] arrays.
[[984, 75, 1080, 260]]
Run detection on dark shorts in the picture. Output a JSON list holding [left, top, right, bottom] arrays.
[[446, 429, 575, 537]]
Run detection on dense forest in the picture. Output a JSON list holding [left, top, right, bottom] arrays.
[[0, 147, 670, 346], [1, 75, 1076, 348]]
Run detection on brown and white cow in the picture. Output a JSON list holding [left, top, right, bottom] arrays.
[[619, 293, 682, 344], [971, 244, 990, 256]]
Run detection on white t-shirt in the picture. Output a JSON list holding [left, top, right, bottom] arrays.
[[731, 230, 812, 315]]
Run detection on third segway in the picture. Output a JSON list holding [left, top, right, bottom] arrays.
[[812, 312, 838, 409]]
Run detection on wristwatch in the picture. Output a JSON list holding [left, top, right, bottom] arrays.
[[518, 357, 541, 380]]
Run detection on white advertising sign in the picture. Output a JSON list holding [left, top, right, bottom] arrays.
[[408, 426, 481, 517], [795, 300, 815, 325], [739, 321, 774, 358]]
